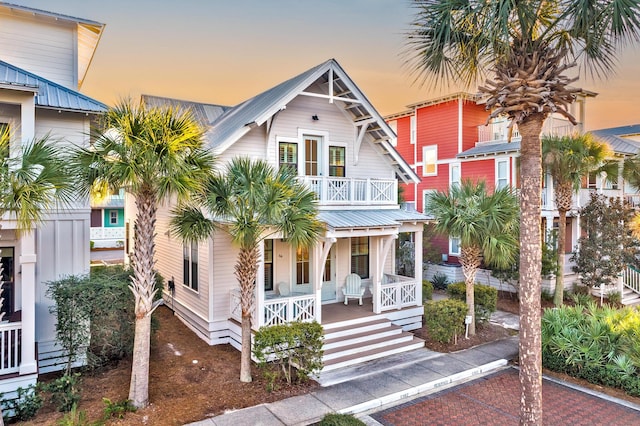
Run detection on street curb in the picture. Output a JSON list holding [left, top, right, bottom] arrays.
[[338, 358, 509, 415]]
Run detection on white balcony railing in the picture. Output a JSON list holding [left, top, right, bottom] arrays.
[[299, 176, 397, 206], [0, 322, 21, 375], [477, 117, 578, 143], [380, 274, 419, 311], [90, 226, 125, 241]]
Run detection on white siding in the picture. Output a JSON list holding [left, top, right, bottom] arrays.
[[218, 126, 267, 163], [210, 232, 238, 322], [0, 10, 77, 88]]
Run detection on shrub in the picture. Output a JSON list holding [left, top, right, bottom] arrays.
[[569, 292, 593, 307], [422, 280, 433, 301], [41, 373, 82, 413], [1, 385, 43, 422], [607, 290, 622, 306], [446, 282, 497, 322], [319, 413, 366, 426], [56, 404, 89, 426], [431, 272, 449, 290], [424, 299, 467, 343], [102, 397, 136, 420], [253, 321, 324, 390]]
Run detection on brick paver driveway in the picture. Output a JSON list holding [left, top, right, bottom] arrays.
[[371, 368, 640, 426]]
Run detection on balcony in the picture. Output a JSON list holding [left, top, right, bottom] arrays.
[[298, 176, 397, 206], [478, 117, 579, 144]]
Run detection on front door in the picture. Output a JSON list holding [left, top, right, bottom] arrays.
[[321, 246, 336, 302], [304, 136, 322, 176]]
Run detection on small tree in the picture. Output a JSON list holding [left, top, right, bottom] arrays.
[[572, 193, 640, 288]]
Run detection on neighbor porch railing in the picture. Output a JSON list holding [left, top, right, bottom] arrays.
[[0, 321, 21, 375], [380, 274, 419, 311], [477, 117, 576, 143], [623, 266, 640, 295], [229, 289, 316, 329], [299, 176, 397, 206], [90, 226, 125, 241]]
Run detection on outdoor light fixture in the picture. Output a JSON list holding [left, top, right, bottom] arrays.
[[312, 115, 319, 121]]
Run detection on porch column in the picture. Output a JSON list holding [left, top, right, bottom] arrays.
[[255, 241, 265, 329], [415, 229, 423, 306], [312, 243, 322, 324], [19, 231, 37, 375], [372, 237, 382, 314]]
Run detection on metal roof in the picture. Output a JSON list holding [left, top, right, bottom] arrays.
[[0, 2, 103, 26], [0, 60, 107, 113], [318, 208, 428, 230], [457, 141, 521, 159], [590, 125, 640, 156], [142, 95, 231, 128]]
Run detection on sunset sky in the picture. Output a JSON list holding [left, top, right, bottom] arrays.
[[12, 0, 640, 130]]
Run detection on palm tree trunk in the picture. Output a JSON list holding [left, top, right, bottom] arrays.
[[236, 245, 259, 383], [129, 189, 158, 408], [518, 116, 544, 425], [554, 210, 568, 306], [460, 245, 482, 335]]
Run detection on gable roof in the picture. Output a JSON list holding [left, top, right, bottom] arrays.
[[142, 95, 231, 128], [206, 58, 419, 184], [590, 124, 640, 156], [0, 60, 107, 113]]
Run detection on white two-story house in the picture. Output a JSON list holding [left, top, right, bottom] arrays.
[[0, 2, 106, 395], [135, 59, 429, 371]]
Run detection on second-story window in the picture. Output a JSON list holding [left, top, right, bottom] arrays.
[[109, 210, 118, 225], [329, 146, 345, 177], [587, 172, 598, 189], [423, 146, 437, 176], [279, 142, 298, 173], [496, 159, 509, 190]]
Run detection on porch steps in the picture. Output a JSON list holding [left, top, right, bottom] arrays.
[[622, 288, 640, 306], [321, 316, 424, 372]]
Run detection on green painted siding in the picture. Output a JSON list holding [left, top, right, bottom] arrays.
[[103, 208, 124, 228]]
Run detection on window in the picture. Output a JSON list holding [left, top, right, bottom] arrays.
[[0, 123, 9, 159], [449, 237, 461, 256], [410, 115, 416, 145], [279, 142, 298, 173], [305, 136, 321, 176], [496, 159, 509, 190], [0, 247, 14, 316], [587, 172, 598, 189], [264, 240, 273, 291], [450, 163, 461, 188], [423, 145, 437, 176], [422, 189, 436, 215], [329, 146, 346, 177], [604, 175, 619, 190], [109, 210, 118, 225], [351, 236, 369, 278], [296, 246, 310, 285], [183, 242, 198, 291]]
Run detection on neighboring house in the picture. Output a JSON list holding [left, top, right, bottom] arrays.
[[133, 59, 429, 370], [385, 92, 594, 283], [90, 189, 125, 249], [0, 2, 105, 396]]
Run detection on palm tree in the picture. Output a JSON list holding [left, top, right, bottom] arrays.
[[542, 133, 613, 306], [69, 100, 215, 408], [426, 180, 519, 335], [406, 2, 640, 423], [170, 157, 322, 383], [1, 128, 72, 425]]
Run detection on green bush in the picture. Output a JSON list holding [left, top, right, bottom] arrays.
[[41, 373, 82, 413], [1, 385, 43, 422], [422, 280, 433, 301], [424, 299, 467, 343], [607, 290, 622, 306], [542, 304, 640, 398], [319, 413, 366, 426], [102, 397, 136, 420], [253, 321, 324, 390], [446, 282, 497, 322], [431, 272, 449, 290]]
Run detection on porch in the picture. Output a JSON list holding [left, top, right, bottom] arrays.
[[229, 273, 423, 329]]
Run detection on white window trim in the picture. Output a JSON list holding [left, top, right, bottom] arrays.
[[182, 241, 199, 294], [422, 145, 438, 177], [449, 237, 461, 256], [495, 158, 510, 189], [276, 136, 299, 174], [298, 129, 330, 176], [422, 189, 436, 214], [449, 162, 461, 188], [109, 210, 118, 225], [410, 115, 416, 145]]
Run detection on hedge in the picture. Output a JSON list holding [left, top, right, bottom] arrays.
[[447, 281, 497, 322], [424, 299, 467, 343]]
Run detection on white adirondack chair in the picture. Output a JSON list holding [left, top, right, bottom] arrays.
[[342, 273, 365, 305]]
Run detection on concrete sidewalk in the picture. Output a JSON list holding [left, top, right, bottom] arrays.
[[187, 334, 519, 426]]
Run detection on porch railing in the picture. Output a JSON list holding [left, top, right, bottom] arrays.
[[90, 226, 125, 241], [229, 290, 316, 329], [477, 117, 576, 143], [623, 266, 640, 295], [380, 274, 419, 311], [299, 176, 397, 206], [0, 321, 21, 375]]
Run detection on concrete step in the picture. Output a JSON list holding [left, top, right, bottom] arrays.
[[323, 331, 416, 361], [323, 318, 391, 339], [323, 325, 403, 350], [321, 337, 425, 372]]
